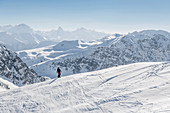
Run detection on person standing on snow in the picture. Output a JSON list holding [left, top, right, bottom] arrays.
[[57, 67, 61, 78]]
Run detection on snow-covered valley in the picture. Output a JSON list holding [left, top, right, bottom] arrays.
[[1, 62, 170, 113]]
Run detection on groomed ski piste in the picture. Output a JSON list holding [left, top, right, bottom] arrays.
[[1, 62, 170, 113]]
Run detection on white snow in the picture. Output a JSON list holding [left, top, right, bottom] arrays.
[[1, 62, 170, 112], [16, 39, 103, 67], [0, 76, 18, 91]]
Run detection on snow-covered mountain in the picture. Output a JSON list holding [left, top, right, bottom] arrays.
[[17, 30, 170, 78], [53, 30, 170, 76], [37, 27, 108, 42], [0, 44, 47, 86], [6, 24, 33, 34], [0, 24, 51, 51], [0, 24, 108, 51], [1, 62, 170, 112]]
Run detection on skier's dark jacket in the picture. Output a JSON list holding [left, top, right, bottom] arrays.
[[57, 67, 61, 78]]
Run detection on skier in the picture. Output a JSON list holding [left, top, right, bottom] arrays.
[[57, 67, 61, 78]]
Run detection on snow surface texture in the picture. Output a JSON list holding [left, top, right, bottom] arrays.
[[1, 62, 170, 112], [0, 44, 47, 86], [0, 77, 18, 91], [17, 30, 170, 78], [0, 24, 108, 51]]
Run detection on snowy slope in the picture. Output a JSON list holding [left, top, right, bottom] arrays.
[[0, 77, 18, 91], [1, 62, 170, 112]]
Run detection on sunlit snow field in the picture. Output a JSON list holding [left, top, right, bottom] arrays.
[[0, 62, 170, 112]]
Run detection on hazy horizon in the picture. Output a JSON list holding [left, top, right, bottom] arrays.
[[1, 23, 170, 35], [0, 0, 170, 34]]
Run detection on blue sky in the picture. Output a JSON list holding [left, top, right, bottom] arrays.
[[0, 0, 169, 33]]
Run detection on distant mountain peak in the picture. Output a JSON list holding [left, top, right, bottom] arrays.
[[8, 24, 33, 34], [57, 26, 64, 32], [76, 27, 88, 32], [131, 29, 170, 37], [139, 29, 170, 36], [79, 27, 86, 30], [16, 23, 30, 27]]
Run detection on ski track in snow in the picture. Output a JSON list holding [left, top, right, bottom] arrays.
[[1, 62, 170, 112]]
